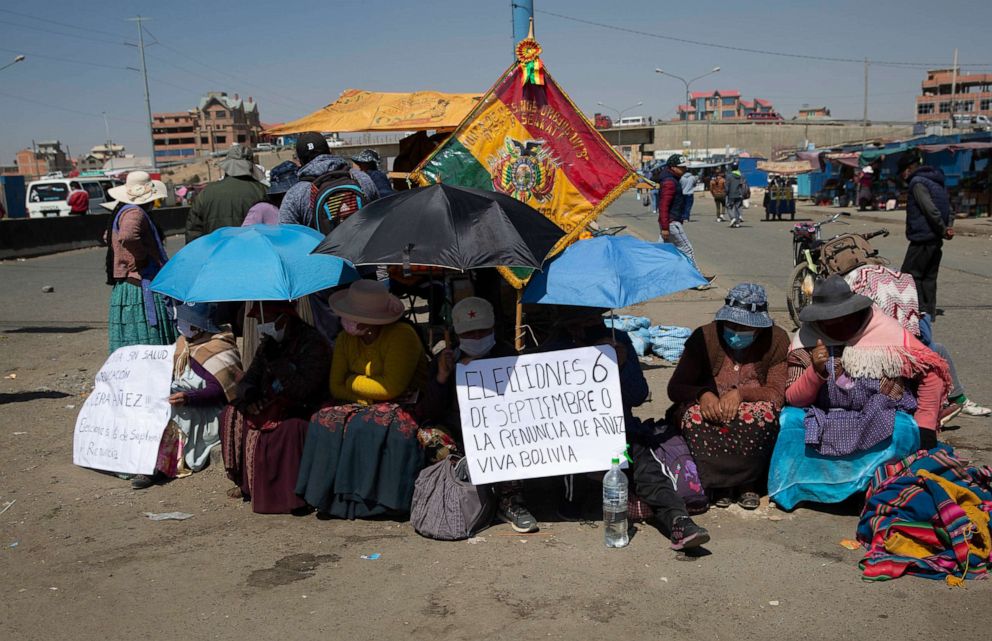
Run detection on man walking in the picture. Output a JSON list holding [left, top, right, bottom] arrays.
[[725, 161, 748, 228], [709, 170, 727, 222], [898, 152, 954, 319], [654, 154, 713, 288], [186, 145, 266, 242], [679, 169, 697, 222]]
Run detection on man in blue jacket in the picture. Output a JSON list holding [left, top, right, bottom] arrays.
[[898, 152, 954, 319]]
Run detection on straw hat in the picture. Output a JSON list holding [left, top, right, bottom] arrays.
[[329, 280, 405, 325], [107, 171, 168, 205]]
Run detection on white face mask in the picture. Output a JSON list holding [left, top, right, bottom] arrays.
[[459, 332, 496, 358], [257, 319, 285, 342]]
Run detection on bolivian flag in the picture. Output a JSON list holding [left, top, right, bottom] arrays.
[[410, 37, 637, 286]]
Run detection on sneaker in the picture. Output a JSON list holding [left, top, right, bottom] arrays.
[[694, 276, 717, 291], [498, 499, 539, 533], [962, 399, 992, 417], [939, 402, 963, 427], [669, 516, 710, 550]]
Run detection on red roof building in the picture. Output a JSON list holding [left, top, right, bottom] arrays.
[[674, 90, 776, 122]]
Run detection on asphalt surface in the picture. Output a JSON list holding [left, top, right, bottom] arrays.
[[1, 202, 991, 641]]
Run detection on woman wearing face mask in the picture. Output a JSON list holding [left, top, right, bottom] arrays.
[[295, 280, 428, 519], [414, 297, 539, 533], [131, 303, 243, 490], [767, 275, 951, 511], [220, 300, 331, 513], [668, 283, 790, 510]]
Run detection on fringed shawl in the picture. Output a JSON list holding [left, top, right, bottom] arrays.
[[174, 330, 243, 402]]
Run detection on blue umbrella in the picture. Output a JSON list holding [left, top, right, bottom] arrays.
[[522, 235, 707, 308], [151, 224, 359, 302]]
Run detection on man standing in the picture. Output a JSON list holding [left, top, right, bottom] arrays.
[[351, 149, 395, 197], [679, 169, 697, 222], [725, 161, 748, 228], [654, 154, 712, 288], [279, 132, 378, 228], [898, 152, 954, 319], [186, 145, 267, 242], [709, 170, 727, 222]]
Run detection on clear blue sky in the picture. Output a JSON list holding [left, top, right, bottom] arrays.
[[1, 0, 989, 162]]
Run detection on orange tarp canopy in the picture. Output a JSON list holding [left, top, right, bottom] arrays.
[[264, 89, 482, 135]]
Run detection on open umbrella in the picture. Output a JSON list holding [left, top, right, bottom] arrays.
[[522, 235, 707, 308], [311, 183, 564, 270], [151, 224, 359, 303]]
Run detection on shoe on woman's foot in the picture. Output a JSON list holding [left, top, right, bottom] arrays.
[[962, 399, 992, 417], [738, 491, 761, 510], [712, 490, 733, 509], [131, 474, 156, 490], [669, 516, 710, 550]]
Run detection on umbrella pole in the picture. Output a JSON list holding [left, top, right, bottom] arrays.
[[514, 289, 524, 353]]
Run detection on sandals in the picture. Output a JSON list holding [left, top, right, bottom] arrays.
[[738, 492, 761, 510], [712, 491, 733, 509]]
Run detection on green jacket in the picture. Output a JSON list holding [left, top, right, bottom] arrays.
[[185, 176, 267, 242]]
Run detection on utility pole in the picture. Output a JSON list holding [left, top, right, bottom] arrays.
[[862, 58, 869, 151], [128, 16, 157, 169], [950, 48, 958, 129], [102, 112, 113, 156]]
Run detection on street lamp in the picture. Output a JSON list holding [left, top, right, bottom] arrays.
[[0, 54, 26, 73], [597, 101, 643, 162], [655, 66, 720, 156]]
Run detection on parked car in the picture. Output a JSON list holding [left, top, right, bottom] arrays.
[[254, 143, 275, 152], [25, 177, 113, 217]]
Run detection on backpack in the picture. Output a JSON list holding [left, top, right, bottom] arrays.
[[410, 456, 496, 541], [304, 168, 365, 234], [650, 426, 708, 514], [818, 233, 887, 275]]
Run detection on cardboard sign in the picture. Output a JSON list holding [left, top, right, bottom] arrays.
[[73, 344, 176, 475], [455, 345, 626, 484]]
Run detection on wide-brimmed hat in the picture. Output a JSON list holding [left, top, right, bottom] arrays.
[[107, 171, 168, 205], [176, 301, 222, 334], [267, 160, 299, 195], [798, 274, 873, 322], [715, 283, 773, 328], [352, 148, 381, 167], [220, 145, 256, 178], [452, 297, 494, 334], [329, 279, 405, 325]]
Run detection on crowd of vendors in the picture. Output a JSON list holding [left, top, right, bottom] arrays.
[[84, 126, 992, 584]]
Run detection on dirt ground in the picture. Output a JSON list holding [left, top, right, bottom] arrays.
[[2, 208, 991, 640]]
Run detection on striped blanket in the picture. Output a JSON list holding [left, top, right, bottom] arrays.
[[845, 265, 921, 337], [856, 445, 992, 584]]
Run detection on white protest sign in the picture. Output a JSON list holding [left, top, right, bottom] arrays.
[[73, 344, 176, 475], [455, 345, 626, 484]]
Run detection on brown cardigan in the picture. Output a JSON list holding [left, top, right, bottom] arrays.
[[667, 321, 790, 408]]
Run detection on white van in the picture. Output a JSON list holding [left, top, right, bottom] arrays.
[[618, 116, 647, 127], [25, 178, 114, 217]]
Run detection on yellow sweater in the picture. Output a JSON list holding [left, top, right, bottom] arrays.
[[330, 322, 425, 404]]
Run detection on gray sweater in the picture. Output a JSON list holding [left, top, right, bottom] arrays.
[[278, 155, 379, 228]]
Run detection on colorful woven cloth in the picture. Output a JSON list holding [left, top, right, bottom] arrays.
[[857, 445, 992, 584], [845, 265, 921, 337]]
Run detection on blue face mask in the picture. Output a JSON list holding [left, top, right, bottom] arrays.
[[722, 327, 757, 351]]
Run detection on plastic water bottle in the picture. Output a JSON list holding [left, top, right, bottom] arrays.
[[603, 457, 629, 548]]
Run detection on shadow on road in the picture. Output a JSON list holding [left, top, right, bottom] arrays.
[[3, 326, 94, 334], [0, 390, 72, 405]]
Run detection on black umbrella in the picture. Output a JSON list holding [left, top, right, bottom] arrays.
[[312, 183, 565, 271]]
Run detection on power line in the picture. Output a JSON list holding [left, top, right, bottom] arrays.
[[0, 90, 146, 124], [0, 46, 130, 71], [0, 7, 129, 39], [527, 6, 991, 69], [0, 18, 126, 46]]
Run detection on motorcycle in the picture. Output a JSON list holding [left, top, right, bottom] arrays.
[[786, 212, 889, 326]]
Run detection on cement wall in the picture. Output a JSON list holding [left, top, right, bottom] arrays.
[[645, 121, 915, 158]]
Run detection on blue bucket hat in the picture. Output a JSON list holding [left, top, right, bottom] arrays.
[[267, 160, 299, 195], [176, 302, 222, 334], [351, 148, 381, 167], [715, 283, 772, 328]]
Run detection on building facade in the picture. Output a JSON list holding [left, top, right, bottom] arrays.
[[14, 141, 73, 178], [675, 90, 777, 121], [797, 106, 831, 119], [152, 92, 262, 162], [916, 69, 992, 123]]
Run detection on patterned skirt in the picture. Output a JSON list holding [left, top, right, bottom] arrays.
[[108, 281, 177, 354], [295, 403, 424, 519], [680, 400, 780, 490], [219, 406, 308, 514]]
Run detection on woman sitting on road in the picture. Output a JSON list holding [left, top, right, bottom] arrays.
[[105, 171, 176, 353], [295, 280, 427, 519], [668, 284, 789, 510], [767, 275, 951, 511], [132, 303, 243, 490], [220, 300, 331, 514]]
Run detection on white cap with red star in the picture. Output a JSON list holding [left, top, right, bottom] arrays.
[[452, 297, 495, 335]]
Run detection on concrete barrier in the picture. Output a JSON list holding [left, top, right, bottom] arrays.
[[0, 207, 188, 260]]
